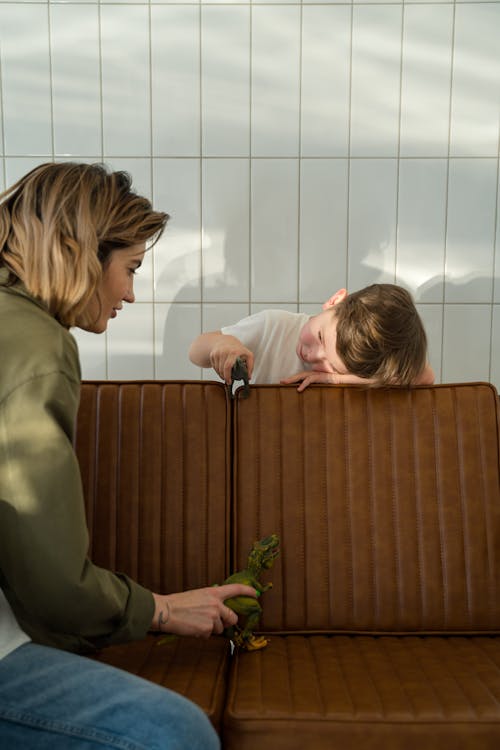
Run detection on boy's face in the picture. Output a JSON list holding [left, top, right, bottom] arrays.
[[297, 296, 349, 375]]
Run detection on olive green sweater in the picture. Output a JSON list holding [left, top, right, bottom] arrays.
[[0, 269, 154, 653]]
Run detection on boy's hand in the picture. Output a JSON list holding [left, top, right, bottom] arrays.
[[281, 370, 372, 392], [210, 340, 254, 384], [189, 331, 254, 383]]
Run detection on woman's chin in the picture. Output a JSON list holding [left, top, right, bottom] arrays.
[[75, 319, 108, 334]]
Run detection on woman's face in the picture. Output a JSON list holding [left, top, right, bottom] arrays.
[[76, 243, 146, 333]]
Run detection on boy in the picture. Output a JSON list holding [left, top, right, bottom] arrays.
[[189, 284, 435, 391]]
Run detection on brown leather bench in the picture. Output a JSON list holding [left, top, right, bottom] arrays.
[[75, 381, 500, 749]]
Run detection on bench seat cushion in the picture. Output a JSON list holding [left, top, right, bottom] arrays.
[[223, 634, 500, 749], [92, 634, 231, 730]]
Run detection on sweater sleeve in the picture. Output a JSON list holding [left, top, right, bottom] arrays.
[[0, 370, 154, 653]]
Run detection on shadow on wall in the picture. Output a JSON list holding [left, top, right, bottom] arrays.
[[156, 204, 250, 381], [156, 155, 499, 384], [157, 231, 499, 388]]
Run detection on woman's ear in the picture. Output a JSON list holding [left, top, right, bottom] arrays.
[[322, 288, 347, 310]]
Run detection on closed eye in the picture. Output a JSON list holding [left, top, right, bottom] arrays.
[[129, 262, 142, 275]]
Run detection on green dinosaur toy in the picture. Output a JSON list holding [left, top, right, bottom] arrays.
[[157, 533, 280, 650], [222, 533, 280, 651]]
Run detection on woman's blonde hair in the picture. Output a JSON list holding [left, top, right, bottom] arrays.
[[0, 162, 168, 327], [334, 283, 427, 385]]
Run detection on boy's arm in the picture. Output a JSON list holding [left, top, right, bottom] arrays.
[[189, 330, 254, 383], [282, 361, 436, 391], [281, 370, 372, 392], [189, 331, 226, 367]]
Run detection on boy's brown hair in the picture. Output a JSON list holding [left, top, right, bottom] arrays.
[[334, 283, 427, 385], [0, 162, 168, 327]]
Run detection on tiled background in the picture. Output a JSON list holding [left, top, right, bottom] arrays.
[[0, 1, 499, 388]]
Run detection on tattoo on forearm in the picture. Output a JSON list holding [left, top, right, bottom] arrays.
[[158, 599, 171, 630]]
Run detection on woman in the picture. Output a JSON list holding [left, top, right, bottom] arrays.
[[0, 163, 255, 749]]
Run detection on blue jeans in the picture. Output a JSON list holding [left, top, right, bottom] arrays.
[[0, 642, 220, 749]]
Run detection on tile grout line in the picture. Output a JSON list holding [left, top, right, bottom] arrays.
[[148, 0, 157, 378], [248, 0, 253, 315], [394, 1, 404, 287], [488, 108, 500, 382], [440, 0, 456, 383], [97, 0, 109, 379], [0, 35, 6, 188], [47, 2, 56, 161], [345, 0, 353, 291]]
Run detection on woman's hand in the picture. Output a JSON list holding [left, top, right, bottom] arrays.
[[151, 584, 257, 638]]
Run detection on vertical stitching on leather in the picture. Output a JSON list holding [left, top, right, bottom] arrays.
[[379, 636, 416, 717], [319, 389, 329, 629], [470, 637, 500, 680], [453, 386, 471, 624], [299, 390, 306, 628], [92, 385, 100, 559], [360, 637, 386, 717], [202, 383, 209, 587], [322, 389, 333, 627], [343, 388, 354, 626], [477, 387, 496, 627], [334, 637, 356, 716], [366, 391, 378, 625], [409, 637, 446, 718], [160, 384, 166, 591], [285, 636, 295, 715], [308, 635, 326, 716], [436, 637, 480, 718], [432, 387, 448, 627], [115, 384, 122, 572], [255, 388, 261, 543], [389, 392, 402, 626], [181, 384, 187, 590], [412, 390, 425, 625], [278, 388, 286, 627]]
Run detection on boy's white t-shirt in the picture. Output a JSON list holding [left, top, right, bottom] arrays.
[[221, 309, 310, 384], [0, 588, 30, 659]]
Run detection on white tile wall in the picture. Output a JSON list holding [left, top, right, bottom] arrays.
[[0, 1, 499, 391], [350, 5, 402, 157], [50, 5, 101, 157], [251, 7, 301, 157], [399, 5, 453, 158], [251, 159, 299, 301], [202, 158, 250, 301], [101, 6, 151, 157], [300, 6, 350, 157], [152, 6, 200, 157], [201, 7, 250, 157], [396, 159, 447, 302]]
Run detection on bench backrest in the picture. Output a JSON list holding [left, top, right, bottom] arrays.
[[76, 381, 500, 634], [232, 383, 500, 633], [75, 381, 230, 593]]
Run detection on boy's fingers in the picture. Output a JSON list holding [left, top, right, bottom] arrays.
[[281, 371, 308, 385]]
